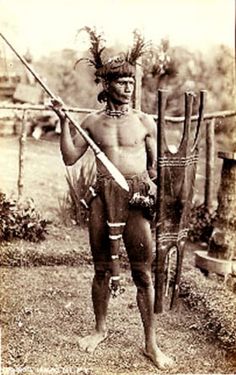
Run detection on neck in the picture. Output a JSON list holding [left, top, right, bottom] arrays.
[[106, 101, 130, 112], [105, 100, 131, 118]]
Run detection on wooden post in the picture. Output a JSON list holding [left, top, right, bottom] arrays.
[[154, 89, 168, 314], [208, 151, 236, 261], [17, 109, 28, 199], [134, 58, 142, 110], [204, 118, 215, 211], [195, 151, 236, 276]]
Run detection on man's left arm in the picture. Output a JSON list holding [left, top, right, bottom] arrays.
[[143, 114, 157, 183]]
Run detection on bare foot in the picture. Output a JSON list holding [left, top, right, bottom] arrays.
[[78, 331, 108, 353], [144, 346, 175, 370]]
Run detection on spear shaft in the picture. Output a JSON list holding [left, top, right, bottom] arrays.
[[0, 32, 129, 191]]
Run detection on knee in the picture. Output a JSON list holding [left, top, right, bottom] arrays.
[[131, 267, 152, 289], [94, 267, 111, 285]]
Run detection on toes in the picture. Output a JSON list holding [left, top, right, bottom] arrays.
[[143, 349, 175, 370], [158, 358, 174, 370], [78, 336, 99, 354], [78, 338, 90, 352]]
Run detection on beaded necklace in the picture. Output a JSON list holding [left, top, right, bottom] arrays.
[[105, 107, 130, 118]]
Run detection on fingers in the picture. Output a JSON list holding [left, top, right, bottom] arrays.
[[45, 97, 66, 121], [50, 97, 64, 109], [45, 97, 63, 110]]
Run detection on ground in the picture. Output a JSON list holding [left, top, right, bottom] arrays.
[[0, 135, 235, 375]]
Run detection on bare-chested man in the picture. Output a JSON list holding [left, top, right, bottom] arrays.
[[52, 36, 174, 370]]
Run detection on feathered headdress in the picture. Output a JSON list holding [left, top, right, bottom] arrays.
[[75, 27, 148, 84]]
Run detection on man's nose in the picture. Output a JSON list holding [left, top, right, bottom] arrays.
[[125, 83, 132, 92]]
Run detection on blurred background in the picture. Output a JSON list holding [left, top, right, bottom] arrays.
[[0, 0, 235, 114], [0, 0, 235, 221]]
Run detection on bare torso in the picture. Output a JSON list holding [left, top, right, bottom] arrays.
[[59, 73, 173, 370], [81, 109, 155, 176]]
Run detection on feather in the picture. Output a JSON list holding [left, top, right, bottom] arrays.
[[74, 57, 97, 70], [75, 26, 105, 70], [126, 29, 148, 65], [74, 27, 149, 81]]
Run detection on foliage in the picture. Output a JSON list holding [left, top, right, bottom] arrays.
[[0, 192, 50, 242], [57, 193, 76, 227], [180, 267, 236, 352], [57, 151, 96, 226], [188, 204, 216, 243], [35, 41, 235, 149], [36, 48, 100, 110], [142, 42, 235, 115], [0, 229, 92, 267]]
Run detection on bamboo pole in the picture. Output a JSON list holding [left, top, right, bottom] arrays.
[[134, 58, 142, 110], [153, 109, 236, 123], [0, 103, 94, 113], [17, 109, 28, 199], [0, 103, 235, 123], [204, 118, 215, 211]]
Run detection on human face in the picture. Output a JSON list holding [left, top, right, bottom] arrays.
[[106, 77, 135, 105]]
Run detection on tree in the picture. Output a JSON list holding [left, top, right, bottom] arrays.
[[141, 42, 235, 117]]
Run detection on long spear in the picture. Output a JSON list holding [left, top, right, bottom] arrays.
[[0, 32, 129, 192]]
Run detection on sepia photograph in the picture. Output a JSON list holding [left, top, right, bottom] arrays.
[[0, 0, 235, 374]]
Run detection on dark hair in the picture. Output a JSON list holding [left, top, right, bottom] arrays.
[[75, 27, 146, 86], [96, 63, 136, 102], [97, 90, 107, 103], [96, 60, 135, 83]]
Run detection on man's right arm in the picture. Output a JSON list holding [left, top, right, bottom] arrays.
[[49, 98, 89, 166], [60, 116, 89, 166]]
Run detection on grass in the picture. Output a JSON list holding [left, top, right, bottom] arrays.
[[0, 135, 236, 374]]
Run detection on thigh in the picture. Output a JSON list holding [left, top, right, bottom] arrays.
[[123, 209, 154, 270], [89, 196, 111, 271]]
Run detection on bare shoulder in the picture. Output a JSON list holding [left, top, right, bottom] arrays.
[[133, 109, 157, 134], [80, 109, 103, 130]]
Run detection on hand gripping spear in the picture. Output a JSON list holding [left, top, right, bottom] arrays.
[[0, 32, 129, 192]]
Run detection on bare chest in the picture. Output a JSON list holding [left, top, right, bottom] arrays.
[[91, 118, 147, 148]]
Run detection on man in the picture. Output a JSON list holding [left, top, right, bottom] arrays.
[[52, 32, 174, 370]]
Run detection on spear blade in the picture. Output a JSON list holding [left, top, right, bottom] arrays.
[[96, 152, 129, 191], [0, 31, 129, 192]]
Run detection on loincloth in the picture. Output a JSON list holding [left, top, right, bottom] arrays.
[[81, 171, 156, 293], [81, 171, 156, 221]]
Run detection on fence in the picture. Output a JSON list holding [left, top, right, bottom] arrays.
[[0, 102, 235, 209]]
